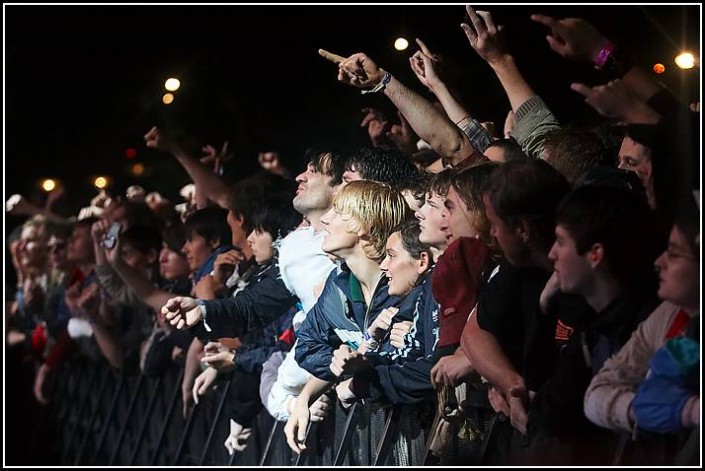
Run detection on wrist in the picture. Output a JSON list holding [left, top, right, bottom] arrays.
[[488, 53, 514, 70], [362, 70, 392, 95], [589, 39, 612, 64], [593, 41, 616, 70]]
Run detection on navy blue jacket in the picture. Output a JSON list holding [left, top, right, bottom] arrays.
[[352, 269, 440, 404], [295, 264, 400, 381]]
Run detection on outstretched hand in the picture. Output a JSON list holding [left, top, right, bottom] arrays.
[[570, 79, 660, 123], [337, 53, 385, 89], [162, 296, 203, 330], [531, 14, 609, 63], [461, 6, 508, 65]]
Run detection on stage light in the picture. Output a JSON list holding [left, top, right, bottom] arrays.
[[165, 77, 181, 91], [653, 63, 665, 74], [163, 93, 174, 105], [675, 52, 695, 69], [94, 176, 109, 189], [41, 179, 56, 192], [394, 38, 409, 51]]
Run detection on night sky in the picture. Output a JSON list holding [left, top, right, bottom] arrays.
[[5, 4, 701, 220]]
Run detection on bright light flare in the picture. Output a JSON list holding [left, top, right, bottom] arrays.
[[394, 38, 409, 51], [165, 78, 181, 91]]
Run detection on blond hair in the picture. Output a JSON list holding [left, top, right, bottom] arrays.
[[333, 180, 410, 262]]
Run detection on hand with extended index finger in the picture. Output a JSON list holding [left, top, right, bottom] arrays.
[[337, 53, 385, 89], [571, 79, 659, 122], [530, 14, 609, 62], [409, 38, 442, 91], [318, 48, 345, 64]]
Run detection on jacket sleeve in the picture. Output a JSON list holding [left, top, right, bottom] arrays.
[[266, 343, 312, 422], [200, 266, 298, 340], [511, 95, 561, 160], [354, 291, 438, 404], [294, 296, 338, 381], [95, 263, 142, 307], [584, 301, 678, 433]]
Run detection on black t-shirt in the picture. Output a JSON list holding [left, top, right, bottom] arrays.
[[476, 262, 556, 388]]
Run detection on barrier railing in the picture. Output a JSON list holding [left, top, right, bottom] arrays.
[[26, 356, 441, 466]]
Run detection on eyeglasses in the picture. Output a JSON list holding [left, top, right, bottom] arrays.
[[664, 247, 696, 262]]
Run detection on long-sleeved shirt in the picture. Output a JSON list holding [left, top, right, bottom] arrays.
[[511, 95, 561, 160], [583, 301, 692, 433]]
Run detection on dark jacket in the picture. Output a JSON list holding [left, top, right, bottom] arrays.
[[195, 260, 298, 340], [353, 269, 440, 404], [295, 264, 400, 381]]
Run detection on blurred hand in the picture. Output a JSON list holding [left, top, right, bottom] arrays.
[[336, 378, 358, 409], [201, 341, 236, 370], [309, 393, 333, 422], [192, 367, 218, 405], [33, 363, 51, 405], [144, 126, 181, 154], [6, 194, 41, 216], [162, 296, 203, 330], [193, 274, 223, 300], [386, 112, 419, 156], [213, 249, 243, 284], [224, 419, 252, 455], [360, 108, 391, 147], [487, 385, 510, 416], [530, 14, 609, 62], [570, 79, 660, 123]]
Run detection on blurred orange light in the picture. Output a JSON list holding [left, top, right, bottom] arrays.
[[163, 93, 174, 105], [653, 63, 665, 74], [132, 163, 145, 176]]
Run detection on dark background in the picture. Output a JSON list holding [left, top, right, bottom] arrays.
[[5, 4, 701, 218]]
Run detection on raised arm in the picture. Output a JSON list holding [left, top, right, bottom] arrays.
[[462, 7, 534, 111], [461, 6, 560, 160], [410, 38, 492, 154], [144, 126, 231, 209], [531, 14, 681, 114], [570, 79, 661, 124], [334, 51, 481, 167]]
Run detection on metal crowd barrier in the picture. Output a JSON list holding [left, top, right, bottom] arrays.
[[26, 356, 448, 466], [20, 353, 699, 466]]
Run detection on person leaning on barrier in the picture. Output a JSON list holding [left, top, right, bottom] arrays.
[[283, 181, 410, 454], [332, 219, 438, 407]]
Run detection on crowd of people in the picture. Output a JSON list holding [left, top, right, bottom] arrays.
[[6, 6, 700, 465]]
